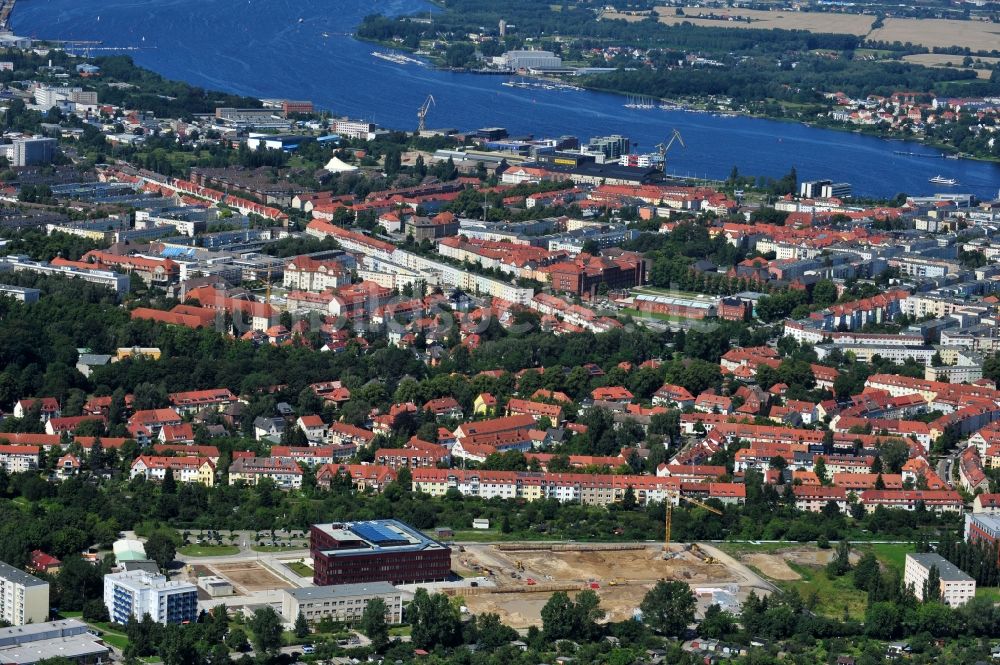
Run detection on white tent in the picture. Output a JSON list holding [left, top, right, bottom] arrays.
[[324, 156, 358, 173]]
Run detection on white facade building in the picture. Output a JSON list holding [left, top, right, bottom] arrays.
[[904, 553, 975, 607], [103, 570, 198, 625], [0, 561, 49, 626]]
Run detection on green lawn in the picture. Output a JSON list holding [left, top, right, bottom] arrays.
[[975, 587, 1000, 602], [389, 625, 412, 637], [287, 561, 314, 577], [178, 544, 240, 557], [82, 620, 130, 650], [860, 543, 915, 572], [782, 562, 869, 620], [251, 544, 306, 552]]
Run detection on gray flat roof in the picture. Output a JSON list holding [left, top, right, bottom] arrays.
[[285, 582, 399, 601], [907, 553, 974, 582], [0, 561, 47, 588], [0, 636, 108, 664], [0, 620, 88, 647]]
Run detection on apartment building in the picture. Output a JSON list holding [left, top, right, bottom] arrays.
[[129, 456, 216, 486], [0, 561, 49, 626], [904, 553, 975, 607], [0, 445, 40, 473], [228, 456, 303, 489], [103, 570, 198, 625]]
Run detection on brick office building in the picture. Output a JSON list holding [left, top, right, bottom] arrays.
[[310, 519, 451, 586]]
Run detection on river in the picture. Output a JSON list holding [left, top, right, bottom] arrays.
[[12, 0, 1000, 198]]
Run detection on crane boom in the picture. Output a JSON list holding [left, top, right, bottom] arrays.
[[417, 94, 436, 132], [664, 493, 724, 554], [655, 128, 686, 173]]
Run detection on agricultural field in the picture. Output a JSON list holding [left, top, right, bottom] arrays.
[[653, 7, 875, 35], [870, 18, 1000, 52], [901, 53, 999, 79]]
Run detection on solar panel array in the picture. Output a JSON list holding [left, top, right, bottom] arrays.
[[350, 521, 405, 545]]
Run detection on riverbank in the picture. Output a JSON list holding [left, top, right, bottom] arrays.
[[13, 0, 999, 198], [361, 32, 998, 163]]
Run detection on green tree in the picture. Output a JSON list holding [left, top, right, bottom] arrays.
[[474, 613, 517, 650], [864, 601, 900, 639], [360, 597, 390, 652], [408, 588, 461, 650], [540, 591, 578, 641], [826, 539, 852, 577], [225, 627, 249, 652], [293, 610, 309, 638], [144, 530, 177, 572], [248, 606, 283, 657], [923, 564, 941, 603], [639, 580, 696, 637]]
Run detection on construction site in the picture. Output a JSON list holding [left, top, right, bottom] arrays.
[[448, 541, 774, 628]]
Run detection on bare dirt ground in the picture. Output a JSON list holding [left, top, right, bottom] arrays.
[[870, 18, 1000, 52], [211, 562, 287, 593], [464, 586, 652, 628], [744, 553, 801, 580], [457, 543, 771, 628]]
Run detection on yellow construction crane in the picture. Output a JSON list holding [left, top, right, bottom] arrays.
[[417, 94, 435, 133], [655, 128, 686, 173], [664, 494, 723, 554]]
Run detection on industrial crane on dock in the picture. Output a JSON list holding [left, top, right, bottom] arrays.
[[656, 128, 686, 172], [417, 95, 435, 133], [664, 493, 723, 556]]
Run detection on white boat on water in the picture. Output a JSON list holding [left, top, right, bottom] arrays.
[[929, 175, 958, 185]]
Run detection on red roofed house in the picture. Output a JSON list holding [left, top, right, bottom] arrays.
[[55, 453, 81, 479], [45, 415, 105, 436], [13, 397, 61, 422], [423, 397, 464, 420], [168, 388, 238, 415], [505, 398, 563, 423], [591, 386, 634, 406], [29, 550, 61, 574], [158, 423, 196, 444], [652, 384, 695, 409], [297, 415, 328, 443]]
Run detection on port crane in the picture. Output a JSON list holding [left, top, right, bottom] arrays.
[[417, 94, 435, 133], [655, 128, 686, 173], [664, 493, 723, 555]]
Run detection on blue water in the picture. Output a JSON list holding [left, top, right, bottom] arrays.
[[13, 0, 1000, 198]]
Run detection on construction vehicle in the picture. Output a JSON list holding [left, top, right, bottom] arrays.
[[655, 128, 686, 173], [664, 494, 724, 558], [690, 543, 718, 565], [515, 560, 524, 571], [417, 94, 435, 132]]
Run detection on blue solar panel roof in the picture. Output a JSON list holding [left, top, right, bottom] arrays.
[[350, 522, 405, 544]]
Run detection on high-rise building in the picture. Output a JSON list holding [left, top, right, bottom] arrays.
[[12, 137, 57, 167], [587, 135, 631, 161], [0, 561, 50, 626], [103, 570, 198, 625]]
